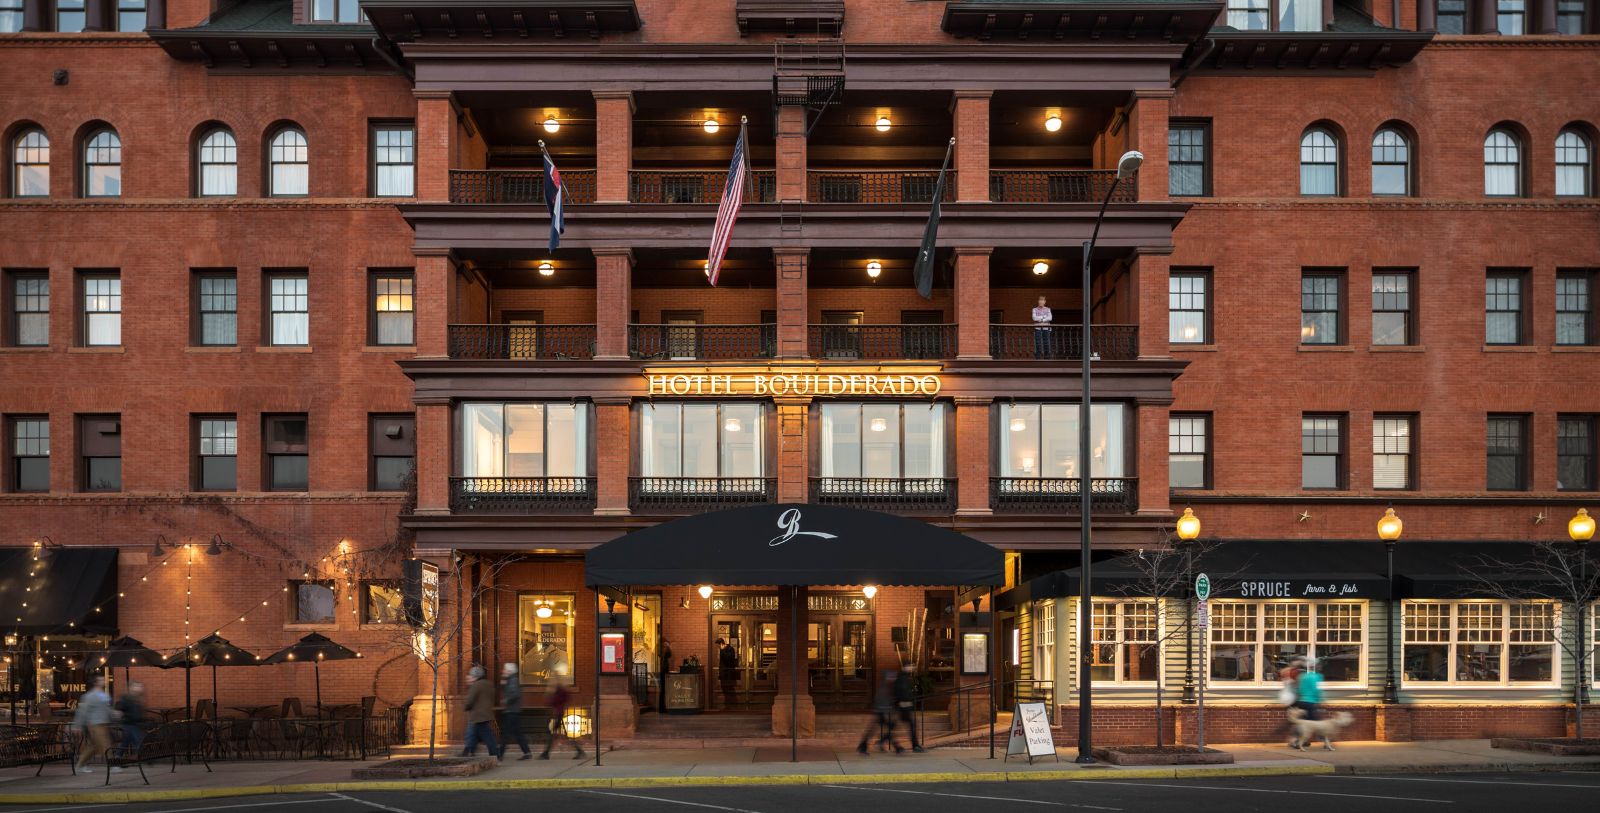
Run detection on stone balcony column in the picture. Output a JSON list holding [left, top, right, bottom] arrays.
[[594, 248, 633, 360], [953, 91, 991, 203], [594, 91, 634, 203]]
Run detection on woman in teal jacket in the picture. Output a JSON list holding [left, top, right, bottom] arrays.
[[1295, 656, 1324, 721]]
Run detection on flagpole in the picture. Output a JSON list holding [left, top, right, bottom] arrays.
[[739, 116, 753, 197]]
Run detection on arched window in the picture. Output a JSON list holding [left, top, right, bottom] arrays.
[[82, 128, 121, 198], [1555, 128, 1593, 197], [1299, 128, 1339, 196], [198, 128, 237, 197], [1371, 128, 1411, 196], [268, 127, 308, 197], [11, 128, 49, 197], [1484, 129, 1522, 197]]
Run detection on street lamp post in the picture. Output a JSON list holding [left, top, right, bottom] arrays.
[[1377, 508, 1403, 705], [1570, 508, 1595, 707], [1175, 508, 1202, 706], [1076, 149, 1143, 764]]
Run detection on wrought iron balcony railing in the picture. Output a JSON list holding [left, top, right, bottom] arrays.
[[989, 170, 1136, 203], [629, 477, 777, 513], [989, 477, 1138, 514], [629, 324, 777, 360], [988, 324, 1139, 361], [807, 171, 957, 204], [807, 323, 956, 360], [448, 169, 597, 204], [809, 477, 955, 514], [449, 477, 596, 514], [628, 170, 777, 204], [447, 324, 596, 360]]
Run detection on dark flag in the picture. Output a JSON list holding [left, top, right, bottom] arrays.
[[539, 141, 565, 252], [914, 138, 956, 300]]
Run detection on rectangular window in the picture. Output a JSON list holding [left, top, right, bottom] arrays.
[[1373, 415, 1415, 490], [1225, 0, 1270, 29], [1278, 0, 1322, 31], [1210, 601, 1365, 684], [819, 403, 949, 483], [7, 271, 48, 347], [371, 272, 414, 346], [8, 416, 48, 493], [117, 0, 146, 31], [263, 414, 309, 491], [1033, 600, 1056, 683], [291, 581, 336, 625], [195, 272, 237, 346], [1486, 414, 1529, 491], [1301, 414, 1344, 489], [0, 0, 23, 33], [997, 403, 1126, 480], [1485, 272, 1526, 345], [518, 593, 577, 687], [1090, 601, 1159, 683], [1300, 272, 1342, 345], [312, 0, 362, 22], [461, 402, 590, 481], [1497, 0, 1526, 33], [1556, 271, 1594, 346], [78, 414, 120, 492], [267, 273, 309, 346], [1168, 123, 1208, 197], [56, 0, 85, 32], [1404, 601, 1555, 685], [369, 414, 415, 491], [372, 125, 416, 197], [1437, 0, 1467, 32], [1371, 271, 1414, 346], [639, 403, 763, 486], [361, 581, 405, 625], [1557, 0, 1587, 33], [1557, 415, 1596, 491], [1169, 271, 1209, 344], [194, 416, 237, 491], [81, 273, 121, 347], [1169, 413, 1210, 489]]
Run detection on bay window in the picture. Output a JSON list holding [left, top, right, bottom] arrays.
[[460, 402, 589, 489], [1209, 601, 1366, 684], [818, 403, 946, 486], [1090, 600, 1159, 683], [639, 403, 764, 492], [1403, 600, 1557, 685]]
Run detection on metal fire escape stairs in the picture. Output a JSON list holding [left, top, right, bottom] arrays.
[[772, 37, 845, 234]]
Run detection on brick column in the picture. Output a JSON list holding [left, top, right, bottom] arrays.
[[594, 91, 634, 203], [953, 91, 991, 203], [1126, 90, 1172, 203], [1129, 248, 1171, 359], [774, 248, 808, 359], [775, 397, 809, 503], [775, 105, 807, 202], [1474, 0, 1498, 32], [594, 398, 631, 516], [1135, 400, 1170, 518], [955, 397, 992, 517], [954, 248, 991, 359], [415, 251, 457, 360], [415, 93, 457, 203], [1534, 0, 1558, 32], [594, 249, 633, 360], [772, 586, 815, 737], [83, 0, 110, 30], [414, 402, 451, 515]]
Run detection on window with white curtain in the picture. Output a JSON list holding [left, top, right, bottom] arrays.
[[269, 128, 309, 197], [1372, 415, 1414, 490], [1371, 128, 1411, 196], [1225, 0, 1270, 29], [998, 402, 1126, 481], [1277, 0, 1323, 31], [639, 403, 763, 484], [1299, 129, 1339, 196], [268, 274, 309, 346], [1484, 129, 1522, 196], [819, 403, 946, 483], [1555, 129, 1593, 197], [198, 128, 237, 197], [461, 402, 589, 482], [1033, 601, 1056, 683]]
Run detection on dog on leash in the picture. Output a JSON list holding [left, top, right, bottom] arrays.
[[1286, 707, 1354, 751]]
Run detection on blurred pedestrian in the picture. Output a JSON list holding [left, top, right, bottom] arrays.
[[656, 635, 672, 713], [716, 637, 739, 710], [893, 667, 923, 753], [539, 676, 586, 761], [114, 681, 148, 752], [1295, 656, 1324, 722], [857, 669, 903, 755], [460, 665, 499, 758], [72, 676, 113, 773], [1032, 296, 1053, 358], [499, 663, 531, 761]]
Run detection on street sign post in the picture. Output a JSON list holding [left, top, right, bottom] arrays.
[[1195, 572, 1210, 749], [1195, 572, 1211, 602]]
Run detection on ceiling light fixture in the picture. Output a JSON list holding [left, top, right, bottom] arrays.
[[875, 116, 892, 132], [724, 418, 742, 433], [1045, 114, 1062, 133], [866, 261, 882, 279], [538, 261, 554, 277], [1032, 261, 1049, 276], [703, 118, 720, 134], [1010, 417, 1027, 432], [543, 117, 560, 134], [869, 417, 888, 433]]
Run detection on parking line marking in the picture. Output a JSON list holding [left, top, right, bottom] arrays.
[[141, 799, 344, 813], [1078, 780, 1453, 804], [820, 784, 1120, 810], [328, 792, 415, 813], [1318, 775, 1600, 790], [3, 806, 121, 813], [576, 789, 764, 813]]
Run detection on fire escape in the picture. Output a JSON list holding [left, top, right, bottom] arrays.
[[772, 37, 845, 234]]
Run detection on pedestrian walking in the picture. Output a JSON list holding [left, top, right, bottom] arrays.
[[1273, 655, 1304, 744], [716, 637, 739, 710], [72, 676, 113, 774], [460, 665, 500, 758], [857, 669, 903, 755], [114, 681, 148, 753], [656, 635, 672, 714], [498, 663, 531, 760], [1032, 295, 1053, 358], [1295, 656, 1325, 722], [893, 667, 923, 752], [539, 677, 586, 760]]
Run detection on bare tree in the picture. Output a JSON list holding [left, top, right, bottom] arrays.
[[1460, 540, 1599, 739]]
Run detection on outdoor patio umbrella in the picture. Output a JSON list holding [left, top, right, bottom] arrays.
[[262, 633, 360, 719], [96, 635, 163, 697], [159, 634, 259, 722]]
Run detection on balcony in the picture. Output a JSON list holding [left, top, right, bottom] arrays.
[[989, 477, 1138, 514], [449, 169, 597, 205], [807, 171, 957, 204], [447, 325, 597, 360], [629, 324, 776, 361], [449, 477, 597, 514], [989, 324, 1139, 361], [810, 477, 955, 514], [808, 324, 956, 361], [989, 170, 1135, 204], [629, 477, 777, 513], [629, 170, 777, 204]]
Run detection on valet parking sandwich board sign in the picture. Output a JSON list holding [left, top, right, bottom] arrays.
[[1005, 702, 1059, 763]]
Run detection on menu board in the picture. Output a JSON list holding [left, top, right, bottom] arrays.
[[961, 632, 989, 675], [664, 673, 702, 712]]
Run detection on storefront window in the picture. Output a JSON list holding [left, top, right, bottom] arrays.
[[461, 402, 588, 479], [631, 594, 662, 676], [639, 403, 763, 480], [819, 403, 946, 480], [362, 582, 405, 625], [1403, 600, 1557, 685], [1209, 601, 1366, 684], [293, 581, 335, 624], [999, 403, 1126, 480], [519, 593, 576, 687], [1090, 600, 1158, 683], [1033, 600, 1055, 683]]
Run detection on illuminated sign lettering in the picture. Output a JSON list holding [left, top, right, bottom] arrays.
[[645, 372, 941, 397]]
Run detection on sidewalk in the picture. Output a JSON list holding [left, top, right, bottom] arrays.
[[2, 739, 1597, 804]]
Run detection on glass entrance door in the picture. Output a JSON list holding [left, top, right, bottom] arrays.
[[711, 615, 777, 711], [807, 613, 874, 710]]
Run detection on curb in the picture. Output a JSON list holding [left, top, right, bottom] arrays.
[[0, 763, 1332, 805], [1335, 761, 1600, 775]]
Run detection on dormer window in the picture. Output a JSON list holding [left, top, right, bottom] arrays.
[[1226, 0, 1322, 31], [312, 0, 362, 24]]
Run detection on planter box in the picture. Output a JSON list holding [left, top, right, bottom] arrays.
[[1490, 738, 1600, 756], [351, 756, 497, 779], [1090, 745, 1234, 766]]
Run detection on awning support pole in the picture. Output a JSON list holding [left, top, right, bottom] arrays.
[[790, 584, 798, 763], [594, 586, 603, 767]]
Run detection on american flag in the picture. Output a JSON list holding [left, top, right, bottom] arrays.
[[542, 151, 565, 252], [706, 122, 749, 287]]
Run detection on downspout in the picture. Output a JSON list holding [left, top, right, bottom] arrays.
[[1171, 38, 1216, 91], [1393, 0, 1402, 29]]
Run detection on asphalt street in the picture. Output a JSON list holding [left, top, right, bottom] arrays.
[[6, 772, 1600, 813]]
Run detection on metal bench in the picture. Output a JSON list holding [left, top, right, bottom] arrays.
[[0, 724, 78, 775]]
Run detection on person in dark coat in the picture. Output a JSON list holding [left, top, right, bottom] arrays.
[[460, 665, 499, 757], [114, 681, 148, 752], [716, 638, 739, 710], [892, 667, 923, 752], [656, 635, 672, 713], [857, 669, 903, 755], [539, 677, 587, 760], [498, 663, 531, 760]]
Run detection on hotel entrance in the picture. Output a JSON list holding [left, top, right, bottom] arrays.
[[709, 599, 779, 711], [807, 597, 874, 711]]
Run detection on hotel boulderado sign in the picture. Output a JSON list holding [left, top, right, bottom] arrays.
[[645, 368, 942, 398]]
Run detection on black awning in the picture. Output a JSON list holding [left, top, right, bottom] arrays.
[[1392, 542, 1558, 599], [584, 503, 1003, 588], [0, 548, 119, 635]]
